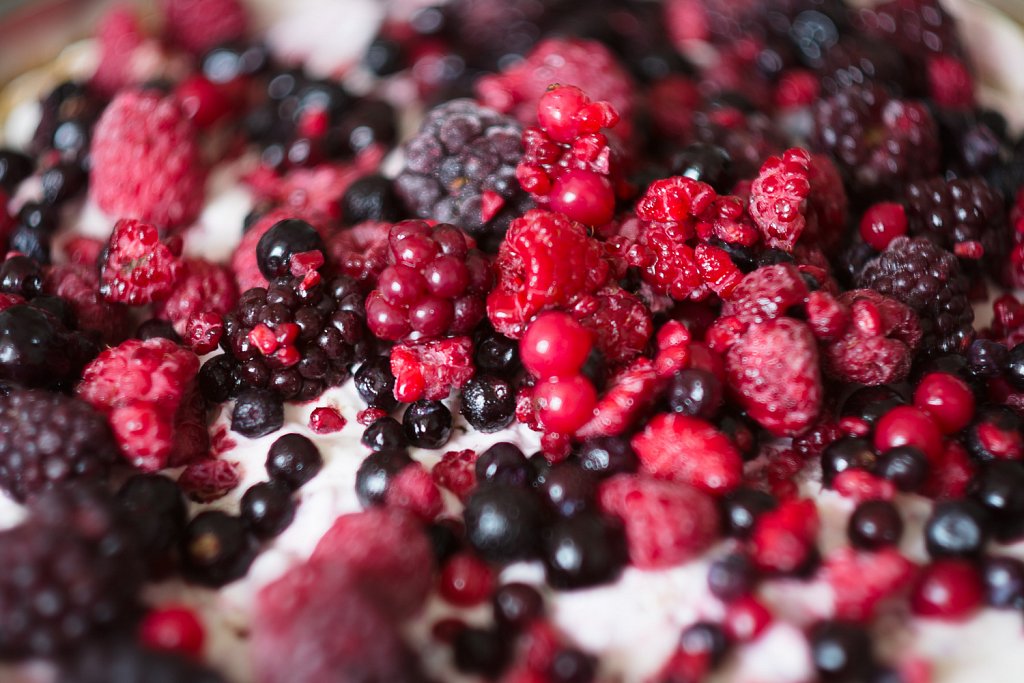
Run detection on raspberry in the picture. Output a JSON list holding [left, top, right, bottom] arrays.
[[625, 222, 705, 300], [394, 99, 531, 250], [184, 312, 224, 354], [100, 219, 185, 305], [0, 485, 143, 658], [477, 38, 636, 141], [177, 459, 241, 503], [390, 336, 475, 403], [812, 85, 939, 200], [577, 358, 662, 439], [327, 221, 391, 286], [246, 156, 380, 220], [44, 263, 131, 345], [159, 0, 248, 55], [231, 208, 328, 292], [487, 210, 610, 338], [748, 148, 812, 252], [631, 413, 743, 495], [91, 5, 145, 96], [154, 259, 238, 336], [365, 221, 491, 341], [90, 90, 205, 229], [0, 390, 118, 502], [822, 289, 922, 385], [309, 406, 346, 434], [385, 464, 444, 522], [439, 552, 495, 607], [598, 474, 719, 569], [726, 317, 823, 437], [722, 263, 809, 325], [856, 236, 974, 353], [311, 508, 434, 619], [432, 449, 478, 501], [77, 337, 204, 470], [749, 498, 819, 574]]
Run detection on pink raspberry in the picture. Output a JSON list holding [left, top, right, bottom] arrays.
[[245, 155, 379, 221], [721, 264, 809, 325], [598, 474, 719, 569], [90, 91, 205, 229], [748, 148, 812, 252], [159, 0, 248, 55], [432, 449, 477, 501], [726, 317, 823, 437], [750, 498, 819, 574], [44, 263, 131, 345], [390, 336, 475, 403], [631, 413, 743, 495], [91, 5, 146, 96], [327, 220, 392, 286], [571, 286, 652, 366], [100, 219, 185, 305], [577, 358, 662, 439], [384, 464, 443, 522], [823, 546, 917, 622], [177, 459, 241, 503], [154, 258, 238, 335], [823, 289, 922, 386]]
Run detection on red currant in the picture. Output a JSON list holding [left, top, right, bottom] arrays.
[[535, 375, 598, 434], [859, 202, 907, 251], [139, 605, 205, 656], [874, 406, 944, 464], [912, 559, 983, 620], [914, 373, 975, 434], [520, 312, 593, 379]]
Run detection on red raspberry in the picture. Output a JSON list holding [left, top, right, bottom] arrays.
[[230, 208, 328, 292], [487, 210, 610, 338], [159, 0, 248, 55], [823, 289, 921, 386], [823, 546, 916, 622], [598, 474, 719, 569], [309, 406, 346, 434], [44, 263, 131, 345], [91, 91, 205, 229], [625, 222, 705, 300], [726, 317, 823, 437], [327, 221, 391, 286], [385, 464, 443, 522], [805, 290, 850, 342], [92, 5, 146, 96], [311, 508, 433, 619], [803, 154, 848, 256], [722, 264, 809, 325], [108, 402, 175, 472], [748, 148, 812, 252], [99, 219, 184, 305], [577, 358, 663, 439], [365, 221, 491, 341], [431, 449, 477, 501], [390, 336, 475, 403], [153, 259, 238, 336], [177, 458, 241, 503], [631, 413, 743, 495], [184, 312, 224, 355], [724, 596, 774, 642], [749, 498, 818, 574], [246, 154, 380, 221], [922, 441, 975, 500]]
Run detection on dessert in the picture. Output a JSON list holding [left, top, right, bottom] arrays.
[[0, 0, 1024, 682]]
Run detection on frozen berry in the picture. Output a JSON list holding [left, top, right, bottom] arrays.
[[460, 375, 515, 433], [476, 443, 530, 488], [266, 433, 322, 490], [542, 513, 626, 590], [912, 559, 983, 619], [980, 556, 1024, 609], [809, 620, 874, 682], [354, 356, 398, 411], [180, 511, 257, 587], [493, 583, 544, 631], [925, 500, 990, 559], [362, 416, 408, 452], [874, 446, 929, 492], [576, 437, 638, 477], [464, 484, 543, 562], [241, 481, 296, 539], [403, 400, 452, 449], [520, 312, 593, 380], [848, 500, 903, 550], [355, 449, 413, 508], [231, 389, 284, 438], [256, 219, 326, 280], [708, 553, 756, 602], [721, 487, 778, 539], [667, 369, 723, 420]]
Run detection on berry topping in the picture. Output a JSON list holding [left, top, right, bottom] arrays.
[[100, 219, 185, 305], [631, 413, 743, 495]]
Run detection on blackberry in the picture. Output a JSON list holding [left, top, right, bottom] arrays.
[[59, 636, 226, 683], [395, 99, 531, 251], [0, 304, 96, 389], [856, 236, 974, 353], [904, 177, 1008, 271], [0, 485, 143, 658], [220, 274, 370, 401], [0, 389, 118, 502], [117, 474, 187, 576]]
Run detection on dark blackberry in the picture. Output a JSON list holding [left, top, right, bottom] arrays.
[[0, 149, 33, 190], [340, 174, 403, 224], [361, 416, 408, 452], [59, 635, 227, 683], [0, 304, 96, 389], [460, 375, 516, 432], [464, 484, 543, 562], [117, 474, 187, 576], [231, 388, 284, 438], [221, 274, 370, 400], [856, 236, 973, 353], [240, 481, 296, 539], [904, 177, 1007, 271], [0, 485, 144, 658], [354, 356, 398, 410], [0, 389, 118, 502], [0, 254, 44, 298], [542, 513, 626, 590], [812, 85, 939, 200], [355, 449, 413, 507], [180, 511, 258, 587], [403, 399, 452, 449], [395, 99, 531, 251], [266, 433, 323, 490]]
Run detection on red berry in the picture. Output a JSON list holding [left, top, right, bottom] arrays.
[[439, 552, 495, 607], [874, 406, 944, 464], [385, 464, 443, 522], [92, 6, 145, 95], [577, 358, 662, 439], [927, 55, 974, 109], [309, 406, 346, 434], [911, 559, 983, 620], [723, 264, 809, 325], [159, 0, 248, 55], [432, 449, 478, 501], [572, 286, 653, 366], [535, 375, 598, 434], [390, 336, 475, 403], [859, 202, 908, 251], [185, 312, 224, 355], [914, 373, 975, 435], [723, 596, 773, 642], [520, 312, 593, 379], [548, 169, 616, 227], [832, 470, 896, 503], [748, 148, 811, 252], [176, 75, 233, 129], [139, 605, 205, 657], [749, 498, 818, 574], [100, 219, 185, 305], [631, 413, 743, 495], [823, 546, 916, 622], [178, 458, 242, 503]]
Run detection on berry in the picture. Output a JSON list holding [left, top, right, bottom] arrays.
[[913, 372, 975, 434], [980, 556, 1024, 609], [159, 0, 248, 54], [722, 263, 809, 325], [390, 336, 475, 402], [520, 312, 593, 379], [540, 463, 596, 518], [356, 449, 413, 508], [180, 510, 257, 587], [535, 376, 598, 434], [476, 443, 530, 488], [725, 317, 823, 437], [100, 219, 185, 305], [969, 461, 1024, 541], [241, 480, 296, 539], [231, 388, 284, 439], [721, 488, 778, 539], [856, 236, 973, 353], [926, 500, 990, 559], [395, 100, 531, 249], [255, 219, 327, 281], [60, 636, 226, 683], [0, 304, 96, 389], [748, 148, 812, 252], [912, 559, 983, 620], [904, 177, 1007, 268], [460, 375, 516, 432], [266, 433, 322, 490], [177, 458, 242, 503], [453, 627, 510, 678], [964, 407, 1024, 462], [576, 437, 638, 477], [403, 399, 453, 449], [355, 356, 398, 410], [474, 327, 521, 377], [723, 595, 773, 642], [631, 413, 743, 495], [385, 463, 443, 521], [361, 417, 408, 452], [493, 583, 544, 631], [823, 289, 921, 386], [43, 266, 126, 346], [0, 255, 43, 298], [598, 474, 718, 569], [309, 406, 346, 434], [873, 406, 943, 464], [0, 389, 118, 501], [708, 553, 756, 602], [90, 90, 205, 229], [139, 606, 205, 657], [117, 474, 187, 575], [464, 484, 544, 562], [542, 513, 627, 589], [874, 446, 929, 492], [432, 448, 478, 501], [824, 545, 916, 622], [848, 500, 904, 550], [809, 621, 874, 682], [750, 497, 819, 575], [232, 209, 329, 291], [667, 369, 723, 419], [439, 552, 495, 607], [341, 174, 403, 224]]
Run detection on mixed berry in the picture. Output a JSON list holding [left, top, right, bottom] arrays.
[[0, 0, 1023, 681]]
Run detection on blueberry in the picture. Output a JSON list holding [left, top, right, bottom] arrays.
[[426, 518, 462, 564], [361, 416, 408, 451], [403, 400, 452, 449], [548, 647, 597, 683], [354, 356, 398, 411], [669, 143, 732, 191], [492, 583, 544, 632], [821, 437, 876, 486], [231, 389, 284, 438], [707, 553, 755, 602], [809, 620, 874, 681], [474, 328, 520, 377], [981, 555, 1024, 609], [965, 407, 1024, 462], [17, 201, 58, 234], [336, 100, 397, 157], [198, 354, 240, 403], [679, 621, 729, 665], [0, 149, 33, 190], [475, 442, 530, 488], [240, 481, 296, 539], [40, 161, 86, 204], [355, 449, 413, 508], [117, 474, 187, 574], [968, 460, 1024, 541], [968, 339, 1008, 378], [464, 484, 543, 563], [667, 368, 723, 419], [180, 511, 257, 587], [0, 255, 43, 298], [0, 304, 83, 388], [873, 446, 928, 492], [541, 514, 626, 590], [9, 225, 51, 264], [364, 37, 406, 76], [1008, 343, 1024, 390], [539, 463, 595, 518], [340, 174, 402, 224], [925, 500, 990, 558], [460, 375, 515, 432], [266, 433, 322, 490], [453, 627, 509, 678], [255, 219, 326, 280], [576, 437, 638, 477], [721, 488, 777, 538], [848, 500, 903, 549]]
